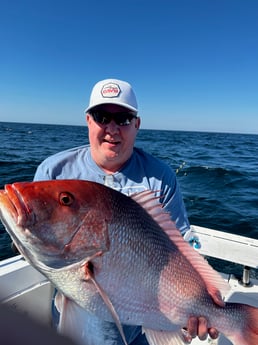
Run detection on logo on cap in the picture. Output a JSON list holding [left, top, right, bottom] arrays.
[[101, 83, 121, 98]]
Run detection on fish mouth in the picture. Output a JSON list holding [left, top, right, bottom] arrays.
[[1, 183, 33, 227]]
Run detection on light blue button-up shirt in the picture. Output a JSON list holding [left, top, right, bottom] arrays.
[[34, 145, 189, 234]]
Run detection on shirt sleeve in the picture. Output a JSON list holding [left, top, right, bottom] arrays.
[[33, 146, 89, 181], [161, 175, 190, 235], [34, 160, 51, 181], [123, 148, 190, 235]]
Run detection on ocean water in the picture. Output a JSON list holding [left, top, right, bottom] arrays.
[[1, 122, 258, 276]]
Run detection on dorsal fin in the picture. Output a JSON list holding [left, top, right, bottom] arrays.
[[131, 190, 230, 304]]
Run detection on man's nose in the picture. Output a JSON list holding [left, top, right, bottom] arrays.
[[105, 120, 120, 134]]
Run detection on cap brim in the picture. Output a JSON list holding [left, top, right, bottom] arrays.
[[85, 101, 138, 114]]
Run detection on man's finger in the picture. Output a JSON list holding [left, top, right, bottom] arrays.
[[197, 316, 208, 341], [187, 316, 198, 338], [208, 327, 219, 339]]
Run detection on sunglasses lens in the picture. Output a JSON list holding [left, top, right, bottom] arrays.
[[92, 112, 111, 125], [116, 113, 135, 126], [91, 112, 136, 126]]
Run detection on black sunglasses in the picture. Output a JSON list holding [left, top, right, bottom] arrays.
[[90, 111, 137, 126]]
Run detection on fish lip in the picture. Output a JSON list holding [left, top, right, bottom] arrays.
[[4, 183, 33, 226]]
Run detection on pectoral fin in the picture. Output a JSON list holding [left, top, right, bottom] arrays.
[[84, 261, 128, 345]]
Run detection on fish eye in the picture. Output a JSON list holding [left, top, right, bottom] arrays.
[[59, 192, 74, 206]]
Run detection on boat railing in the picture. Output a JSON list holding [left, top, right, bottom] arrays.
[[186, 225, 258, 286]]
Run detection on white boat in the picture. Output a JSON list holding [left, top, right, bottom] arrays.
[[1, 225, 258, 345]]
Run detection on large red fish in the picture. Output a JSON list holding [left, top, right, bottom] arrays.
[[0, 180, 258, 345]]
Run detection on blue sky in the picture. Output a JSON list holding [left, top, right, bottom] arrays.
[[1, 0, 258, 133]]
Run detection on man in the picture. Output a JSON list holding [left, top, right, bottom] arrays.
[[34, 78, 218, 344]]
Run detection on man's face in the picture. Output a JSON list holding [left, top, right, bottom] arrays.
[[86, 104, 140, 173]]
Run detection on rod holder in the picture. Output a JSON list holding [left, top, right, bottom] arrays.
[[240, 266, 251, 287]]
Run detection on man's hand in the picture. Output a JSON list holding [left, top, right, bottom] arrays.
[[183, 316, 219, 342]]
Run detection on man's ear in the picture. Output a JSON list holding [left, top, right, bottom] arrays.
[[86, 113, 91, 126], [135, 117, 141, 129]]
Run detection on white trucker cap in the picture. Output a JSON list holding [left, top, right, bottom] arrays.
[[85, 79, 138, 113]]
